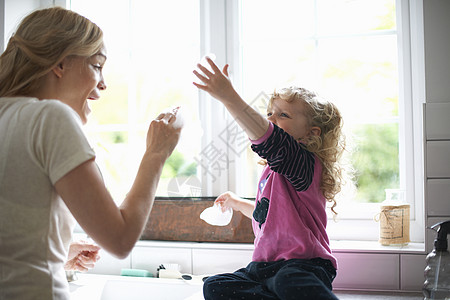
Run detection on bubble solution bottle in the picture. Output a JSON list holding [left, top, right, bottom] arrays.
[[423, 221, 450, 300]]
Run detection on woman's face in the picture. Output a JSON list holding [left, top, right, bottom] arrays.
[[59, 46, 107, 124]]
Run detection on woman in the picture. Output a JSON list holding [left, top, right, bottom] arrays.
[[0, 7, 181, 299]]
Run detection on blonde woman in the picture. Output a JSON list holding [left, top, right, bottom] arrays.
[[0, 7, 181, 299], [194, 58, 344, 300]]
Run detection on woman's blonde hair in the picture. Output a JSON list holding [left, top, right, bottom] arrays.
[[269, 87, 345, 215], [0, 7, 103, 97]]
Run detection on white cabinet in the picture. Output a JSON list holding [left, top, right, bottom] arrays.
[[87, 249, 131, 275], [400, 254, 427, 291], [333, 253, 399, 290], [192, 248, 253, 275], [132, 245, 192, 276], [86, 241, 428, 291]]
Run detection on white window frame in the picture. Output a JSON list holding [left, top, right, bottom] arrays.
[[2, 0, 423, 244], [199, 0, 425, 243]]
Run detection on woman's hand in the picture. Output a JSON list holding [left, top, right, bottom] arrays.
[[145, 107, 182, 158], [193, 57, 239, 104], [65, 240, 101, 272]]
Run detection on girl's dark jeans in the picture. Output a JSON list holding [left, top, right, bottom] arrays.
[[203, 258, 339, 300]]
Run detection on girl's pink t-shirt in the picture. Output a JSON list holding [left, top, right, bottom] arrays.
[[250, 123, 337, 269]]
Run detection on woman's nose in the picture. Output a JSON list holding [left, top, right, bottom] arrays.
[[98, 79, 107, 91]]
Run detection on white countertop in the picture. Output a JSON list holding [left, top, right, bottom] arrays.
[[70, 273, 204, 300]]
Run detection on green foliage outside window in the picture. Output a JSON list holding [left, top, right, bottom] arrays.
[[162, 150, 197, 178], [351, 123, 399, 203]]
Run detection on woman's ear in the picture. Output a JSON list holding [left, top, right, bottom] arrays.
[[52, 63, 64, 78], [52, 57, 70, 78]]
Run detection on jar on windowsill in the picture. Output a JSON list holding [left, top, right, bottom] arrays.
[[375, 189, 410, 246]]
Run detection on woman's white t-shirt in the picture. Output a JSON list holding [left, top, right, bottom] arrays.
[[0, 97, 95, 299]]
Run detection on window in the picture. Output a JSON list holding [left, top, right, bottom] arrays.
[[70, 0, 202, 200], [70, 0, 424, 243], [234, 0, 423, 242], [239, 0, 401, 207]]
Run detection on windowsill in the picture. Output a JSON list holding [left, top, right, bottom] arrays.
[[330, 240, 425, 254], [74, 230, 425, 255], [135, 239, 254, 250], [134, 239, 426, 254]]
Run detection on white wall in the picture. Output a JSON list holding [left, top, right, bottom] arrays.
[[424, 0, 450, 103], [423, 0, 450, 253]]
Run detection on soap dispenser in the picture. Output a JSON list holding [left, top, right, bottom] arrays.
[[424, 220, 450, 300]]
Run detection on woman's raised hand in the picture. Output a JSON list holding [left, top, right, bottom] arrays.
[[146, 107, 182, 158]]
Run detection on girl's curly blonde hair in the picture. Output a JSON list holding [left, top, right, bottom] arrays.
[[269, 87, 345, 215]]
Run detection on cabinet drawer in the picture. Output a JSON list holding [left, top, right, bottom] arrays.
[[132, 246, 192, 276], [333, 253, 399, 290], [87, 250, 131, 275], [192, 248, 253, 275], [400, 254, 426, 291]]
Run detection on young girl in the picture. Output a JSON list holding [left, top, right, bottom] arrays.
[[193, 58, 344, 300]]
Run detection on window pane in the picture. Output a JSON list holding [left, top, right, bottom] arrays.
[[240, 0, 400, 205], [317, 0, 396, 34], [241, 0, 315, 40], [318, 35, 399, 121], [72, 0, 201, 201], [241, 40, 317, 99], [129, 1, 201, 124], [351, 123, 399, 203], [72, 0, 131, 125]]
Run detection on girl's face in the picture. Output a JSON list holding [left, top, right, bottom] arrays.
[[267, 98, 318, 142], [58, 47, 107, 124]]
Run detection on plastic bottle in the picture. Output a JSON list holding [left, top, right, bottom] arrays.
[[423, 220, 450, 300]]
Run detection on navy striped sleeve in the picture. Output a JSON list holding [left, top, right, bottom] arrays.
[[251, 124, 315, 191]]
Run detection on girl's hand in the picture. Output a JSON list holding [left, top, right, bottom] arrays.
[[193, 57, 238, 104], [65, 240, 101, 272], [193, 57, 270, 141], [215, 191, 242, 212], [215, 191, 256, 219]]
